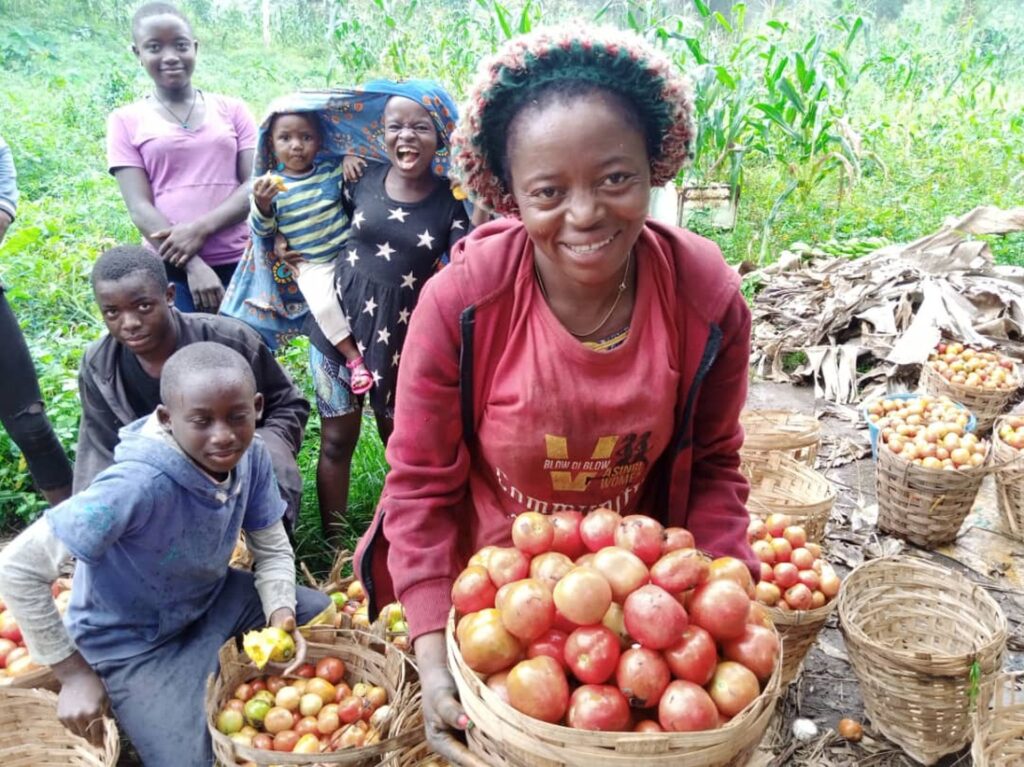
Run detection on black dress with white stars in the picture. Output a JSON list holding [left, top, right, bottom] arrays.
[[323, 161, 470, 416]]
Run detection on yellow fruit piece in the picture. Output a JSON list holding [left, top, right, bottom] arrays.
[[303, 601, 337, 628], [268, 173, 288, 192], [451, 184, 467, 200], [243, 627, 295, 669]]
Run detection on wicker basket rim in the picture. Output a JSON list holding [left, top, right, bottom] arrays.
[[765, 597, 837, 625], [0, 687, 120, 764], [921, 358, 1022, 398]]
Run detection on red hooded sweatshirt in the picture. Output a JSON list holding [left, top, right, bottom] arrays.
[[355, 218, 756, 640]]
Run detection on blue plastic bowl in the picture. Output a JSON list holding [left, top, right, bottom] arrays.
[[862, 392, 976, 460]]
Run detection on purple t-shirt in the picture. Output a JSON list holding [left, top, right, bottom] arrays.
[[106, 93, 257, 266]]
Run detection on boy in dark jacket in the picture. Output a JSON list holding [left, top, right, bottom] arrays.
[[74, 245, 309, 528]]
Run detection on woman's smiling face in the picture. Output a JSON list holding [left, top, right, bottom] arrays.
[[506, 91, 651, 290]]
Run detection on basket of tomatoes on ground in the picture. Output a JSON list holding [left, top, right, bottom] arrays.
[[748, 514, 841, 685], [446, 509, 782, 767], [206, 627, 421, 766], [0, 578, 71, 691], [741, 451, 836, 543], [992, 414, 1024, 541], [920, 341, 1021, 433], [869, 394, 991, 548]]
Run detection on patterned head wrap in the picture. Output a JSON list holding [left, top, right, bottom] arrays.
[[452, 24, 694, 217]]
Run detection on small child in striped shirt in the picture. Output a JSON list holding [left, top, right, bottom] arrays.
[[250, 112, 372, 394]]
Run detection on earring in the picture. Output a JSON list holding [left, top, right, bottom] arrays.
[[276, 162, 286, 171]]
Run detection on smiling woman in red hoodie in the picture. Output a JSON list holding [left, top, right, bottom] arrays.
[[354, 25, 757, 766]]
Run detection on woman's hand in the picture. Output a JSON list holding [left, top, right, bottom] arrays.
[[415, 632, 489, 767], [252, 175, 281, 218], [273, 232, 302, 278], [52, 652, 110, 747], [184, 258, 225, 312], [152, 221, 210, 267], [342, 155, 367, 183], [268, 608, 308, 678]]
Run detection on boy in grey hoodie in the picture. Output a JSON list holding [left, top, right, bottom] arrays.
[[0, 342, 330, 766]]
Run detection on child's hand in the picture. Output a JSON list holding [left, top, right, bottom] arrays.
[[273, 232, 303, 278], [52, 652, 111, 747], [151, 221, 210, 267], [342, 155, 367, 183], [253, 174, 283, 218], [268, 607, 307, 677]]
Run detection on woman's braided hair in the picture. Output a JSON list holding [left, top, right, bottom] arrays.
[[451, 24, 694, 217]]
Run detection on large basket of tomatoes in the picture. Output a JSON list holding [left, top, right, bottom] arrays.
[[972, 670, 1024, 767], [446, 509, 782, 767], [992, 414, 1024, 540], [739, 409, 821, 468], [0, 687, 120, 766], [0, 577, 72, 691], [206, 627, 422, 765], [874, 418, 989, 548], [740, 452, 835, 543], [920, 342, 1021, 433], [838, 556, 1007, 766]]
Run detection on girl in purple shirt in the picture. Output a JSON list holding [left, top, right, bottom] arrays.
[[106, 2, 257, 313]]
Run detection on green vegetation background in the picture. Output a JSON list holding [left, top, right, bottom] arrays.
[[0, 0, 1021, 577]]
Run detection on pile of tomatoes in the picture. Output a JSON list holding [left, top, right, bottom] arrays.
[[747, 515, 840, 611], [929, 342, 1019, 391], [329, 581, 409, 652], [452, 509, 778, 733], [216, 655, 391, 758], [0, 579, 71, 682], [997, 415, 1024, 451], [865, 394, 988, 470]]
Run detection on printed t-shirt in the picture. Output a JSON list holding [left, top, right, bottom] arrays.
[[106, 93, 257, 266]]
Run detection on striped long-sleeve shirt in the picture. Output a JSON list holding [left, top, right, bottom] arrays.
[[250, 157, 349, 264]]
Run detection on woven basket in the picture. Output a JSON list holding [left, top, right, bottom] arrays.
[[838, 556, 1007, 765], [875, 441, 988, 548], [446, 611, 780, 767], [0, 660, 59, 691], [920, 361, 1020, 433], [381, 695, 446, 766], [992, 417, 1024, 541], [740, 409, 821, 468], [0, 687, 120, 765], [741, 452, 836, 542], [973, 671, 1024, 767], [207, 627, 422, 766], [765, 598, 837, 686]]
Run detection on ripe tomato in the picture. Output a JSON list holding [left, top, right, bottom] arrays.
[[634, 719, 664, 733], [708, 661, 760, 717], [506, 656, 570, 723], [272, 729, 300, 752], [771, 538, 793, 563], [485, 670, 511, 704], [458, 609, 523, 675], [315, 656, 346, 685], [529, 552, 574, 592], [796, 569, 820, 592], [496, 578, 554, 642], [721, 624, 779, 682], [819, 565, 841, 598], [591, 546, 649, 602], [601, 602, 631, 648], [707, 557, 754, 593], [751, 540, 775, 565], [784, 583, 813, 611], [512, 512, 555, 555], [688, 580, 750, 642], [549, 511, 586, 559], [526, 629, 570, 671], [782, 526, 807, 549], [658, 680, 720, 732], [790, 547, 815, 570], [765, 513, 792, 538], [564, 626, 621, 684], [662, 526, 696, 554], [452, 565, 498, 615], [485, 548, 531, 589], [616, 647, 670, 708], [650, 548, 710, 593], [663, 626, 717, 686], [623, 585, 688, 650], [613, 515, 665, 565], [579, 508, 622, 553], [566, 685, 632, 731], [754, 581, 781, 606], [773, 562, 799, 589], [553, 567, 612, 626]]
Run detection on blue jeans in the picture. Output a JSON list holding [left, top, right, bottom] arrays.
[[165, 261, 238, 313], [92, 569, 330, 767]]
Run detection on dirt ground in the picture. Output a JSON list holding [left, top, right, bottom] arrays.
[[745, 381, 1024, 766]]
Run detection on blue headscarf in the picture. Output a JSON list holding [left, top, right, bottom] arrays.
[[220, 79, 460, 349]]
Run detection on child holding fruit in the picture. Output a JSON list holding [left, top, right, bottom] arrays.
[[354, 25, 756, 766], [0, 343, 329, 766]]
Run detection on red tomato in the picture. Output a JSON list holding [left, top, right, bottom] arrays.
[[566, 685, 632, 731], [272, 729, 300, 752], [295, 664, 316, 679], [252, 733, 274, 750], [552, 608, 582, 635], [721, 624, 779, 682], [616, 647, 671, 708], [294, 715, 320, 737], [765, 514, 792, 538], [0, 613, 22, 644], [754, 581, 781, 606], [773, 562, 800, 589], [747, 601, 773, 629], [661, 526, 696, 554], [315, 656, 346, 685], [819, 564, 841, 598], [708, 661, 761, 718], [506, 656, 570, 723], [527, 629, 570, 671], [468, 545, 499, 569], [649, 548, 710, 593], [663, 626, 717, 686], [658, 680, 720, 732], [782, 526, 807, 549], [266, 675, 286, 695], [770, 538, 793, 563], [623, 585, 688, 650], [549, 511, 586, 559], [458, 609, 523, 674], [579, 508, 622, 553], [591, 546, 649, 602], [751, 540, 776, 565], [759, 562, 774, 582], [790, 547, 815, 570], [512, 512, 555, 555], [634, 719, 664, 733], [529, 551, 574, 593], [485, 548, 531, 589], [232, 682, 254, 703], [336, 695, 362, 725], [707, 557, 754, 593], [452, 565, 498, 615], [564, 626, 621, 684], [688, 580, 750, 642], [496, 578, 554, 642], [747, 518, 768, 542], [613, 515, 665, 565], [784, 583, 814, 611], [485, 670, 511, 704], [553, 567, 612, 626], [797, 569, 820, 592]]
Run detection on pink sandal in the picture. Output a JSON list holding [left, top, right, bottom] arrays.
[[345, 356, 374, 395]]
